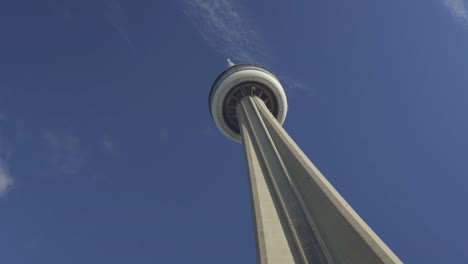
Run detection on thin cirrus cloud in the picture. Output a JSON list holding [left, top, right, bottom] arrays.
[[0, 118, 13, 197], [183, 0, 311, 96], [0, 159, 13, 197], [103, 136, 117, 154], [104, 0, 135, 52], [44, 131, 82, 175], [184, 0, 270, 64], [444, 0, 468, 25]]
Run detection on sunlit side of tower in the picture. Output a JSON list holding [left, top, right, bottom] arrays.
[[208, 60, 402, 264]]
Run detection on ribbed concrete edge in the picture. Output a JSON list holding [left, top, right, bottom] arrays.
[[238, 97, 301, 264], [252, 96, 402, 264]]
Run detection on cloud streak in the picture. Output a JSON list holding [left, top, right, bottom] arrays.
[[103, 136, 118, 155], [0, 119, 13, 197], [184, 0, 312, 96], [184, 0, 270, 64], [44, 132, 82, 175], [104, 0, 135, 52], [0, 159, 13, 197], [444, 0, 468, 25]]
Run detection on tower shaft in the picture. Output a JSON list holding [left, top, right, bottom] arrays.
[[236, 96, 401, 264]]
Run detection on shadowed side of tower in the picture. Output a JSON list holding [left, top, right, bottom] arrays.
[[209, 62, 402, 264]]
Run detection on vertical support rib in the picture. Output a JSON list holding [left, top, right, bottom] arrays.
[[237, 96, 402, 264], [238, 97, 330, 264]]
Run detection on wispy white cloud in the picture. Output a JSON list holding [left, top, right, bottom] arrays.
[[444, 0, 468, 25], [184, 0, 270, 64], [279, 76, 315, 99], [44, 131, 82, 175], [0, 113, 14, 197], [103, 136, 118, 155], [0, 159, 13, 197], [104, 0, 135, 52], [184, 0, 312, 96]]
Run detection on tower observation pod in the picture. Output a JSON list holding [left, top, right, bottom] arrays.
[[209, 61, 402, 264]]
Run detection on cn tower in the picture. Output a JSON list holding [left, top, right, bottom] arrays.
[[209, 60, 402, 264]]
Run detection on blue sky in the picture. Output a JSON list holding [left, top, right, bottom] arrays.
[[1, 0, 468, 263]]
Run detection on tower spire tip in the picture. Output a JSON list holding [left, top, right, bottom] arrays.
[[227, 58, 235, 68]]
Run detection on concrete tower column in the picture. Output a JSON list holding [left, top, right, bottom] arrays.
[[209, 62, 402, 264], [237, 96, 401, 264]]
